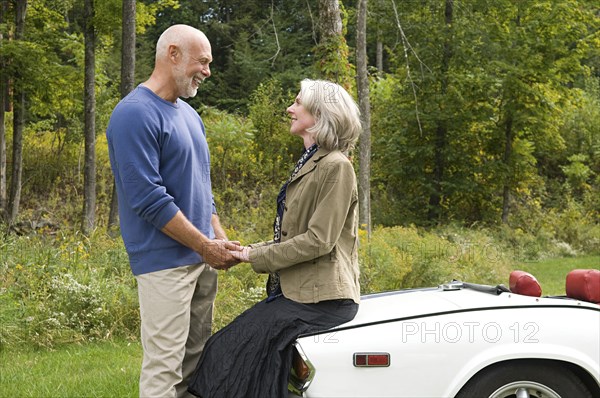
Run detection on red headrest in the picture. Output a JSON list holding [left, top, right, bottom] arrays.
[[509, 270, 542, 297], [566, 269, 600, 304]]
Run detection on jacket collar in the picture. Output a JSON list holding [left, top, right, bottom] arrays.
[[312, 146, 332, 161], [289, 147, 333, 183]]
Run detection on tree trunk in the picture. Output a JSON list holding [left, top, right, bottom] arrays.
[[82, 0, 96, 234], [317, 0, 351, 87], [356, 0, 371, 237], [8, 0, 27, 224], [120, 0, 136, 98], [501, 11, 522, 225], [0, 0, 7, 220], [376, 35, 383, 74], [318, 0, 342, 39], [108, 0, 136, 233], [427, 0, 453, 223], [501, 114, 513, 224]]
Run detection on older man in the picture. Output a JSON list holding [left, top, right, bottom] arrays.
[[106, 25, 237, 398]]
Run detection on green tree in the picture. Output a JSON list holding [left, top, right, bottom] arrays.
[[248, 79, 299, 181], [480, 0, 596, 224], [559, 77, 600, 213], [142, 0, 318, 112], [82, 0, 96, 234], [370, 0, 599, 227], [315, 0, 353, 88], [356, 0, 372, 235], [0, 0, 7, 218], [7, 0, 27, 224], [108, 0, 137, 232]]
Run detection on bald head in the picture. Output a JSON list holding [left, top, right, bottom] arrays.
[[156, 24, 209, 61], [145, 24, 212, 102]]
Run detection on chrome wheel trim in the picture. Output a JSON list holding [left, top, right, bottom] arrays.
[[490, 381, 561, 398]]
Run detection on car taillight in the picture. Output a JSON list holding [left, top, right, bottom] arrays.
[[293, 348, 311, 380], [288, 344, 315, 395], [353, 352, 391, 367]]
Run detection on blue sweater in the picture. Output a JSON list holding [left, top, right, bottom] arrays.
[[106, 86, 216, 275]]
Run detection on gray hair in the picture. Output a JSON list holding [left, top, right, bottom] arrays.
[[299, 79, 362, 153]]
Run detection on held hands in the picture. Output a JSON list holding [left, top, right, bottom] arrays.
[[201, 239, 240, 270], [201, 240, 251, 270], [224, 241, 251, 263]]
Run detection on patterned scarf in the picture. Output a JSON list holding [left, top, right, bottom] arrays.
[[266, 143, 319, 300]]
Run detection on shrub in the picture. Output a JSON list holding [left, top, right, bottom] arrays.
[[360, 225, 513, 294], [0, 228, 270, 348], [0, 231, 138, 348], [500, 198, 600, 260], [0, 222, 586, 348]]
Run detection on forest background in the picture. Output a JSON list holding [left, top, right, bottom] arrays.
[[0, 0, 599, 348]]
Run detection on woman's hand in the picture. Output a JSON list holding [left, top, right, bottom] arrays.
[[225, 242, 251, 263]]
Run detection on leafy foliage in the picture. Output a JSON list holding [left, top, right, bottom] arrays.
[[360, 225, 513, 293], [0, 230, 138, 347], [369, 0, 599, 227], [1, 0, 598, 233], [204, 79, 303, 239], [1, 223, 558, 348], [0, 0, 599, 351]]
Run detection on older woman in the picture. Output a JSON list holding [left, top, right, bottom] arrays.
[[188, 79, 362, 398]]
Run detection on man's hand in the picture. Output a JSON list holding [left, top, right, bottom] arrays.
[[201, 239, 240, 270], [161, 211, 240, 270]]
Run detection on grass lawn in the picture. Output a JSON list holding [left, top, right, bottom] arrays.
[[1, 255, 597, 397], [516, 255, 599, 296], [0, 340, 141, 398]]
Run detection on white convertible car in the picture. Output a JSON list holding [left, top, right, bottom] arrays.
[[288, 269, 600, 398]]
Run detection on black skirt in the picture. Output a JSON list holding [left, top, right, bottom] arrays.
[[188, 296, 358, 398]]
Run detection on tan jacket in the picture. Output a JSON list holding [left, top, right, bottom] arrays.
[[249, 147, 360, 304]]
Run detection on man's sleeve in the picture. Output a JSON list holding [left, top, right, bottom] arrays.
[[108, 105, 179, 230]]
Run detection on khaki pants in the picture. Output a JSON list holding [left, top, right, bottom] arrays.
[[136, 263, 217, 398]]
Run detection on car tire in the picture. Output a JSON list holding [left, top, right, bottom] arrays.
[[455, 360, 592, 398]]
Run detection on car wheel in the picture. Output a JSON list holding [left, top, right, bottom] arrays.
[[455, 361, 592, 398]]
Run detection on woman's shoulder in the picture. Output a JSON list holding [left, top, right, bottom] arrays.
[[318, 148, 350, 163], [319, 150, 354, 173], [315, 150, 356, 183]]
